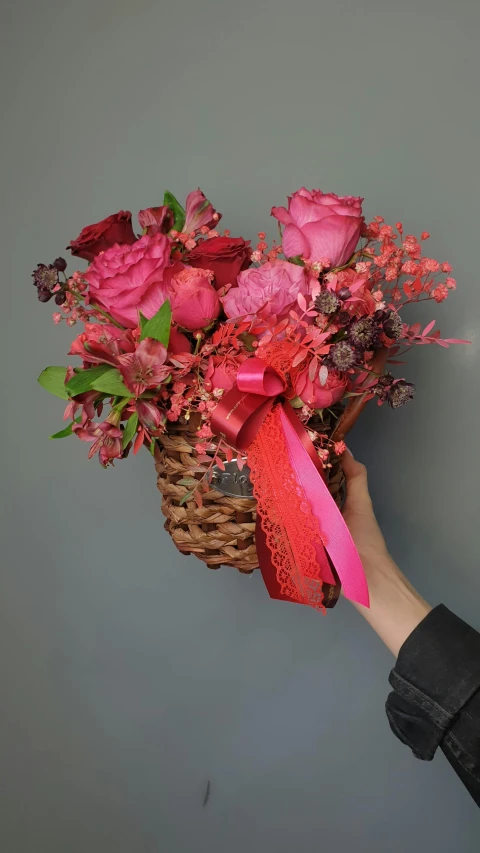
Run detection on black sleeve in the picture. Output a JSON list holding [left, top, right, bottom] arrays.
[[386, 604, 480, 807]]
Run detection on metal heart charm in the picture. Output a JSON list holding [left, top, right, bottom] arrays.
[[209, 459, 254, 498]]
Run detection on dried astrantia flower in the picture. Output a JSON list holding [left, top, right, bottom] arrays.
[[388, 380, 415, 409], [331, 340, 357, 370], [314, 289, 340, 315], [37, 287, 53, 303], [32, 263, 59, 292], [349, 317, 377, 350], [382, 309, 403, 340]]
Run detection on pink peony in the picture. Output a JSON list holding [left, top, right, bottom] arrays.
[[169, 267, 220, 331], [272, 188, 364, 268], [69, 323, 135, 366], [84, 233, 172, 328], [294, 364, 348, 408], [223, 260, 309, 320]]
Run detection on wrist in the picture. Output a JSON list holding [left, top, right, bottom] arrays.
[[354, 554, 431, 657]]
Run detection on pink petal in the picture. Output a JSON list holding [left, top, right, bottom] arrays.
[[138, 279, 171, 320], [302, 216, 362, 266], [271, 205, 292, 226], [289, 194, 325, 227], [282, 224, 308, 259]]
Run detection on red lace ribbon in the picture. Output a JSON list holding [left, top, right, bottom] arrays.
[[211, 358, 369, 612]]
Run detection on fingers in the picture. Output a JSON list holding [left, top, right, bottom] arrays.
[[342, 448, 371, 508]]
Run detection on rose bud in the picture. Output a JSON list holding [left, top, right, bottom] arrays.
[[169, 267, 221, 331]]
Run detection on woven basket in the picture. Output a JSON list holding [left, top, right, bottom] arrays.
[[155, 348, 388, 574], [155, 409, 346, 574], [154, 349, 387, 574]]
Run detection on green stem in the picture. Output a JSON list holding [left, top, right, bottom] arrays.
[[73, 290, 125, 329], [89, 302, 125, 329]]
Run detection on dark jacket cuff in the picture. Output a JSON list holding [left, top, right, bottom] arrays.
[[386, 604, 480, 760]]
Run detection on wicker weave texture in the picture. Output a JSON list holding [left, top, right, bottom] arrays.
[[155, 415, 345, 573]]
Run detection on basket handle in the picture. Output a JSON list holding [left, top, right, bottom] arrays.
[[331, 348, 388, 442]]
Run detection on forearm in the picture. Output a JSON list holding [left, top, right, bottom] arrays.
[[354, 554, 431, 656]]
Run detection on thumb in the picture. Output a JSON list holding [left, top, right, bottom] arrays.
[[342, 448, 371, 509]]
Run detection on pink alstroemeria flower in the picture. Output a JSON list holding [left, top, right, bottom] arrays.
[[73, 421, 123, 467], [69, 323, 135, 366], [138, 206, 174, 236], [117, 338, 170, 397], [135, 399, 164, 432], [183, 189, 220, 234], [63, 390, 102, 424]]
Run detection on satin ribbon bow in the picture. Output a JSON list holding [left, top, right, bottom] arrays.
[[211, 357, 369, 610]]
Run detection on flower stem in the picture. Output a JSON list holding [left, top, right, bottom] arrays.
[[89, 302, 125, 329]]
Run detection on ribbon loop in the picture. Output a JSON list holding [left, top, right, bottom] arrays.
[[236, 358, 286, 397], [211, 358, 285, 451]]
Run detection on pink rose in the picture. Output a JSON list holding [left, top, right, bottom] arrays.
[[204, 353, 246, 392], [169, 267, 221, 331], [223, 260, 309, 320], [272, 188, 364, 269], [294, 364, 347, 408], [84, 233, 172, 328]]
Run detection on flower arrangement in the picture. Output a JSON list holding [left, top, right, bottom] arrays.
[[35, 187, 467, 611]]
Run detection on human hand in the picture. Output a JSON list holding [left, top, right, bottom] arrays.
[[341, 448, 389, 572], [341, 447, 431, 655]]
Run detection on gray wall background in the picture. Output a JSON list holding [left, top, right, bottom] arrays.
[[1, 0, 479, 850]]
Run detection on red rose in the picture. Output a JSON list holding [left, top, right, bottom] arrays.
[[204, 354, 246, 392], [187, 236, 252, 290], [67, 211, 136, 262]]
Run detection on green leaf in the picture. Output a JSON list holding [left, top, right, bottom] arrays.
[[179, 490, 194, 506], [139, 299, 172, 346], [50, 423, 74, 439], [139, 312, 148, 332], [38, 366, 69, 400], [49, 415, 82, 439], [287, 255, 306, 266], [66, 364, 111, 397], [122, 412, 138, 449], [149, 439, 156, 456], [177, 477, 198, 487], [92, 368, 130, 396], [113, 395, 134, 411], [163, 190, 186, 232]]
